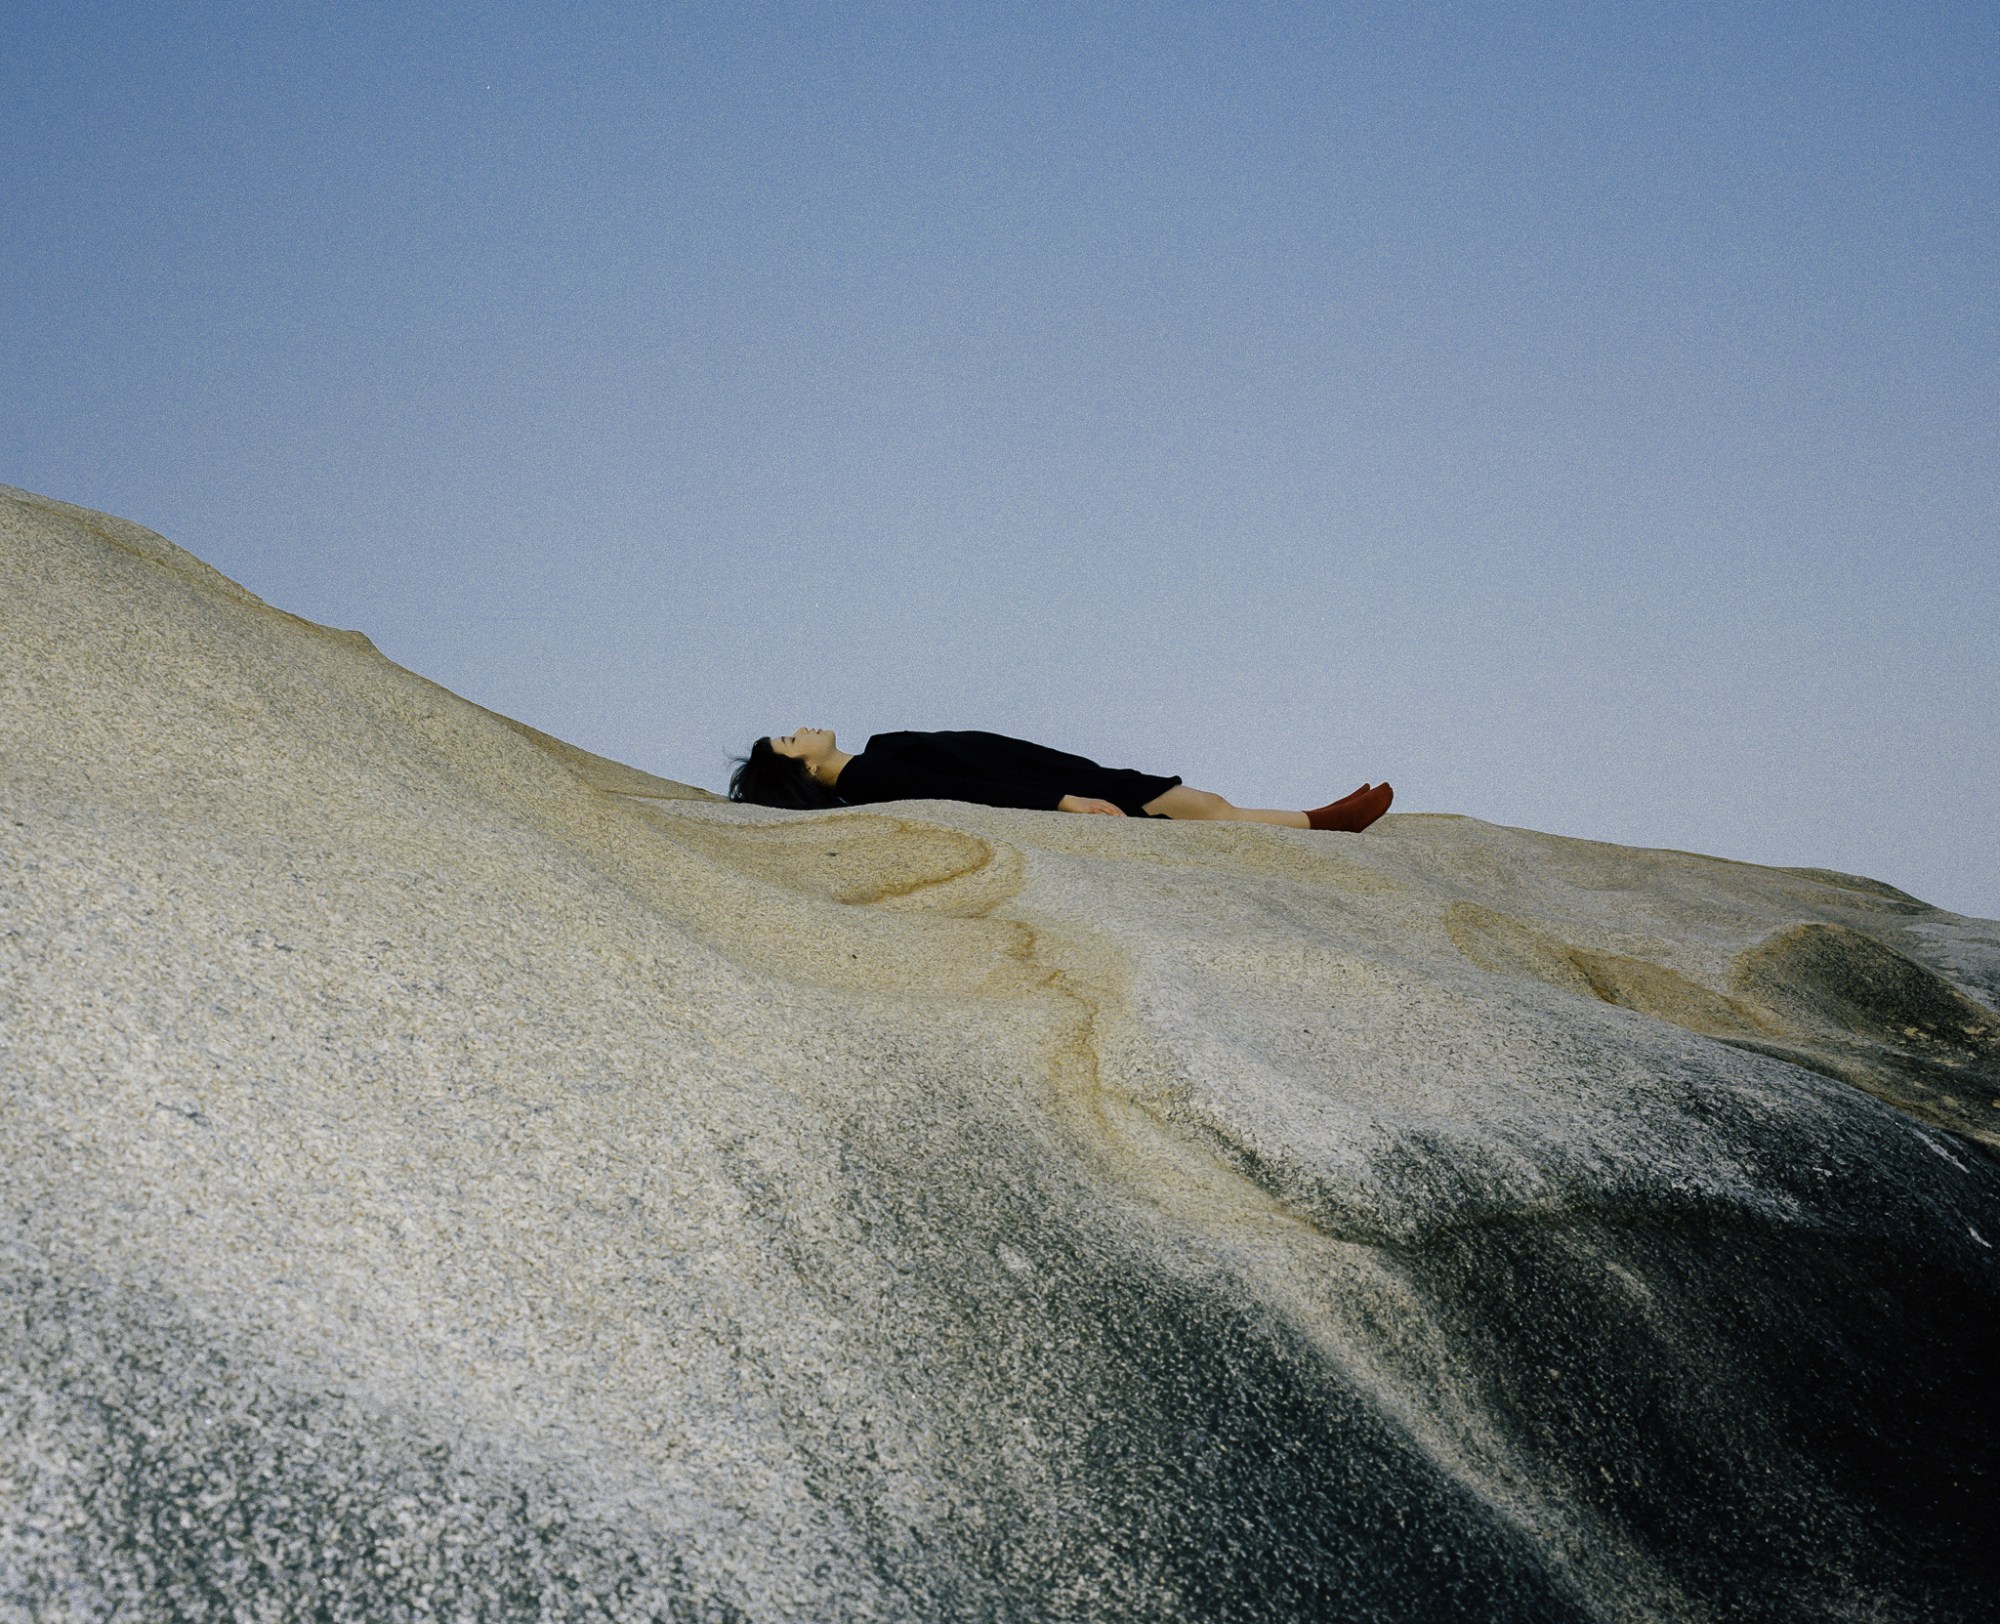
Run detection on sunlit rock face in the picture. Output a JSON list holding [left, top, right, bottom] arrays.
[[3, 483, 1995, 1623]]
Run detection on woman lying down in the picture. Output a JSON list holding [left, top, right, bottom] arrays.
[[729, 727, 1392, 832]]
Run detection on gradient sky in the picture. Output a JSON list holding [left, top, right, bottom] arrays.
[[7, 2, 1996, 915]]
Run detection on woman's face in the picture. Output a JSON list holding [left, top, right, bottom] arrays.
[[770, 727, 836, 768]]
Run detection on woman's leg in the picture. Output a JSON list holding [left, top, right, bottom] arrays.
[[1143, 782, 1393, 831], [1141, 785, 1311, 828]]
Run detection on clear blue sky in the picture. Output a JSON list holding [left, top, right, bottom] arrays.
[[7, 2, 1996, 915]]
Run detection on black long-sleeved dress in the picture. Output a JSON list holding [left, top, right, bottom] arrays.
[[831, 731, 1182, 817]]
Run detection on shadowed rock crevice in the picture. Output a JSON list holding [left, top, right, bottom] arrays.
[[1403, 1206, 2000, 1624]]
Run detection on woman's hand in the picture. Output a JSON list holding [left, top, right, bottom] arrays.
[[1058, 794, 1126, 816]]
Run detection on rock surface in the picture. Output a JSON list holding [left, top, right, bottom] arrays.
[[3, 482, 1996, 1622]]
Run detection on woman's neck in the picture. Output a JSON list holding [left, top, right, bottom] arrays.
[[815, 747, 855, 786]]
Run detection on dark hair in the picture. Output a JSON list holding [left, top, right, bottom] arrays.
[[728, 736, 843, 809]]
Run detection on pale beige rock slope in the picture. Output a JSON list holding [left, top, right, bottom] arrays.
[[3, 484, 1996, 1623]]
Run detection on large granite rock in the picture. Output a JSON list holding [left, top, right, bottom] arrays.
[[3, 483, 1995, 1621]]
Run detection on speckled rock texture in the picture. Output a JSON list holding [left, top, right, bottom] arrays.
[[3, 483, 1996, 1622]]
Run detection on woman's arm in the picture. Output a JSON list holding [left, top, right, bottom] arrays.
[[1057, 795, 1126, 816]]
